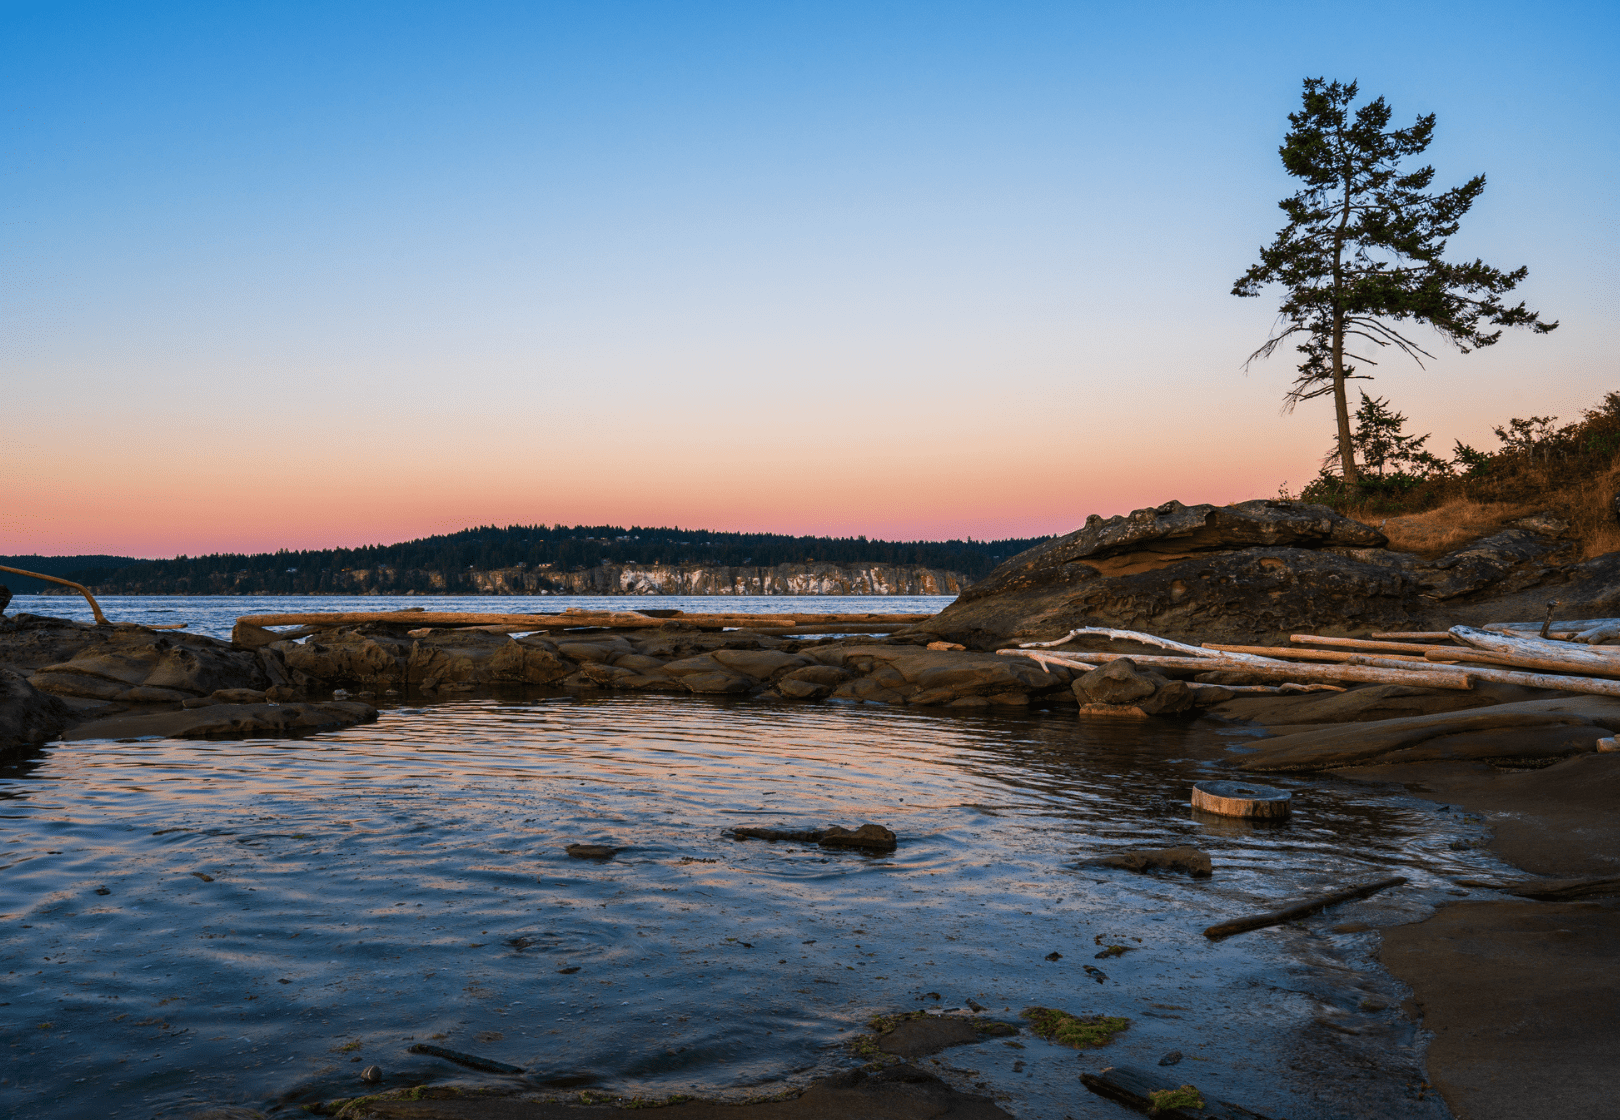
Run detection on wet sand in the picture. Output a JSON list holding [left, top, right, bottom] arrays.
[[1338, 753, 1620, 1120]]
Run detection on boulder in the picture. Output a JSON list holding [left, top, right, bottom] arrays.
[[0, 667, 73, 755], [1076, 660, 1157, 704], [1073, 659, 1193, 716]]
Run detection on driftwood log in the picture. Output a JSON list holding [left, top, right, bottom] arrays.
[[1191, 780, 1291, 819], [0, 564, 109, 625], [1289, 634, 1452, 654], [1202, 876, 1407, 940], [1000, 648, 1473, 691], [1207, 643, 1433, 664], [1451, 624, 1620, 667]]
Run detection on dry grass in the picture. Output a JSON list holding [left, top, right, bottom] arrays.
[[1344, 461, 1620, 560], [1568, 460, 1620, 559], [1362, 499, 1540, 558]]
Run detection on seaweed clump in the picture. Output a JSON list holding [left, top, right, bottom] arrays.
[[1020, 1006, 1130, 1049], [1148, 1083, 1205, 1114]]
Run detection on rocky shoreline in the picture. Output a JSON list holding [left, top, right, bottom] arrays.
[[5, 498, 1619, 1119]]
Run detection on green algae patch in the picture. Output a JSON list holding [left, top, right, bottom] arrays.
[[1148, 1083, 1205, 1114], [1021, 1006, 1131, 1049]]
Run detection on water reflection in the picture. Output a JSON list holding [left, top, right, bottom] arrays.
[[0, 696, 1503, 1118]]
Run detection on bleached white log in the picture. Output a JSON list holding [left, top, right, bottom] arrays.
[[1000, 648, 1472, 690], [1019, 627, 1265, 661], [1450, 625, 1620, 666]]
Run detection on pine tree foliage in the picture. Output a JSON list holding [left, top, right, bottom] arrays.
[[1234, 78, 1557, 482]]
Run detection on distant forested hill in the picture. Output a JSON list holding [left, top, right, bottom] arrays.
[[1, 555, 144, 593], [23, 525, 1050, 596]]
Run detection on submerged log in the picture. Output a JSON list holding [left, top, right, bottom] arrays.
[[1080, 1065, 1274, 1119], [1202, 877, 1407, 940], [407, 1042, 524, 1074]]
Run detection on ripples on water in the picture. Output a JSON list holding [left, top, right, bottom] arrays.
[[0, 691, 1520, 1119]]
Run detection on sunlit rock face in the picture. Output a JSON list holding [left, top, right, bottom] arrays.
[[911, 499, 1620, 648]]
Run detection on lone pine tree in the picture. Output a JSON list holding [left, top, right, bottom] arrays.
[[1234, 78, 1556, 485]]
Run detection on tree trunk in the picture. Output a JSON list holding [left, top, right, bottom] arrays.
[[1332, 310, 1356, 483], [1332, 149, 1358, 485]]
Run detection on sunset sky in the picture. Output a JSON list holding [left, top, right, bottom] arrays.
[[6, 1, 1616, 558]]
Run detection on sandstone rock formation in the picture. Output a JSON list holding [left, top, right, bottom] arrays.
[[6, 617, 272, 703], [0, 667, 73, 754], [909, 500, 1620, 648]]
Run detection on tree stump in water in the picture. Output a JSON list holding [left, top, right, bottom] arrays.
[[1191, 780, 1291, 819]]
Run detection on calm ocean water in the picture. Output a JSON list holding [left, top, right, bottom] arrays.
[[1, 597, 1505, 1118], [6, 594, 957, 641]]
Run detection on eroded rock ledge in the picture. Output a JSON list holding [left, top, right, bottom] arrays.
[[906, 498, 1620, 647]]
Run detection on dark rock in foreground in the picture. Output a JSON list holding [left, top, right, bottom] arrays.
[[730, 823, 898, 851], [0, 667, 73, 752], [1082, 846, 1213, 878]]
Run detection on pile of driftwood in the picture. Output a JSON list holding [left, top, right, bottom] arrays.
[[999, 621, 1620, 700], [235, 607, 934, 638]]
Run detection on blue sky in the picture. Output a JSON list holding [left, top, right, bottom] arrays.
[[5, 0, 1616, 554]]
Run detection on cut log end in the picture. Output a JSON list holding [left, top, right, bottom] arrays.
[[1191, 780, 1292, 819]]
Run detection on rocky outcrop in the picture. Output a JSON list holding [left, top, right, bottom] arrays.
[[911, 501, 1618, 648], [0, 668, 73, 755], [2, 616, 273, 703], [1235, 697, 1620, 772]]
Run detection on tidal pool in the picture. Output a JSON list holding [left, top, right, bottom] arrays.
[[1, 695, 1506, 1118]]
